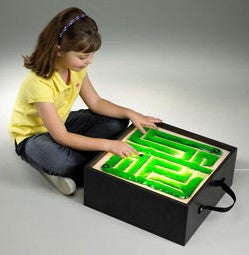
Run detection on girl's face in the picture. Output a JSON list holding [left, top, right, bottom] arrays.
[[56, 46, 94, 72]]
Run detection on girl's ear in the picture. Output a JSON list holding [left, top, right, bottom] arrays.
[[56, 45, 63, 57]]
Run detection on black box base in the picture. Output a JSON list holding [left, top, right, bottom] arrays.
[[83, 123, 237, 245]]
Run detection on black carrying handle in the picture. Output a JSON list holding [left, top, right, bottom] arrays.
[[198, 178, 236, 214]]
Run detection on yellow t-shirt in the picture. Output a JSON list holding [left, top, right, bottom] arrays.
[[8, 68, 87, 145]]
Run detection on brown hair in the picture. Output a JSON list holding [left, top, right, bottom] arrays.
[[23, 7, 101, 78]]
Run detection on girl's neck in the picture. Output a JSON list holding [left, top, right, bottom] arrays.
[[59, 69, 70, 85], [55, 60, 70, 84]]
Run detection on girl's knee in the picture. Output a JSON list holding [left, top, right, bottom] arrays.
[[25, 134, 49, 157], [24, 134, 83, 175], [106, 118, 130, 135], [100, 118, 129, 140], [111, 118, 129, 129]]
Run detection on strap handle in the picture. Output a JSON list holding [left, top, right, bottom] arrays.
[[198, 178, 236, 214]]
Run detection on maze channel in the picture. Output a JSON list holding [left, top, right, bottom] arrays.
[[100, 127, 224, 200]]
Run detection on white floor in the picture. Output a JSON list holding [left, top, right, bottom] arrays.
[[0, 155, 248, 254]]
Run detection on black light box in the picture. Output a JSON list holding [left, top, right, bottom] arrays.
[[83, 123, 237, 245]]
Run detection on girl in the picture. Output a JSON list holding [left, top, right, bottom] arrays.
[[8, 7, 162, 195]]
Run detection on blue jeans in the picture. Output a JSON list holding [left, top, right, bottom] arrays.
[[15, 109, 130, 186]]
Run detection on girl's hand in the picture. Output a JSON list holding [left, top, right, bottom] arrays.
[[128, 110, 163, 135], [106, 140, 139, 159]]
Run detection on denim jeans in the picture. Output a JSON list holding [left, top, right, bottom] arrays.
[[15, 109, 130, 186]]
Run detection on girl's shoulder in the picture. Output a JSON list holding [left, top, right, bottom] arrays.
[[22, 71, 54, 88], [18, 71, 55, 97], [23, 70, 52, 83]]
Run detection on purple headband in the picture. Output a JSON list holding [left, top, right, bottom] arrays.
[[58, 13, 87, 44]]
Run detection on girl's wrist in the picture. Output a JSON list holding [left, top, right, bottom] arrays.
[[100, 138, 111, 152], [125, 109, 136, 119]]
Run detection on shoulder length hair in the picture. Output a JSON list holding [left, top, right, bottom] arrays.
[[23, 7, 101, 78]]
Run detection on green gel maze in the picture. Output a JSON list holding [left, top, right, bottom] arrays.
[[101, 128, 223, 199]]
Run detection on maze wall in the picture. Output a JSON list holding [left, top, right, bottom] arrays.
[[98, 127, 228, 201]]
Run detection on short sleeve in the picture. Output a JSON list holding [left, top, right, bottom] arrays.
[[26, 81, 54, 104]]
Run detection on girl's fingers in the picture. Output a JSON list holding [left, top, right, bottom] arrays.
[[144, 122, 158, 130], [152, 118, 163, 123], [127, 145, 134, 150], [125, 143, 139, 155], [137, 124, 146, 135], [126, 149, 132, 156], [128, 145, 139, 155], [133, 149, 140, 155], [120, 152, 126, 159], [147, 115, 162, 120]]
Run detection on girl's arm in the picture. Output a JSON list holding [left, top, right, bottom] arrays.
[[80, 74, 163, 134], [35, 102, 138, 158], [36, 102, 107, 151], [79, 74, 131, 119]]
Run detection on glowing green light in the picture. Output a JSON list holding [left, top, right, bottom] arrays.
[[101, 128, 223, 199]]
